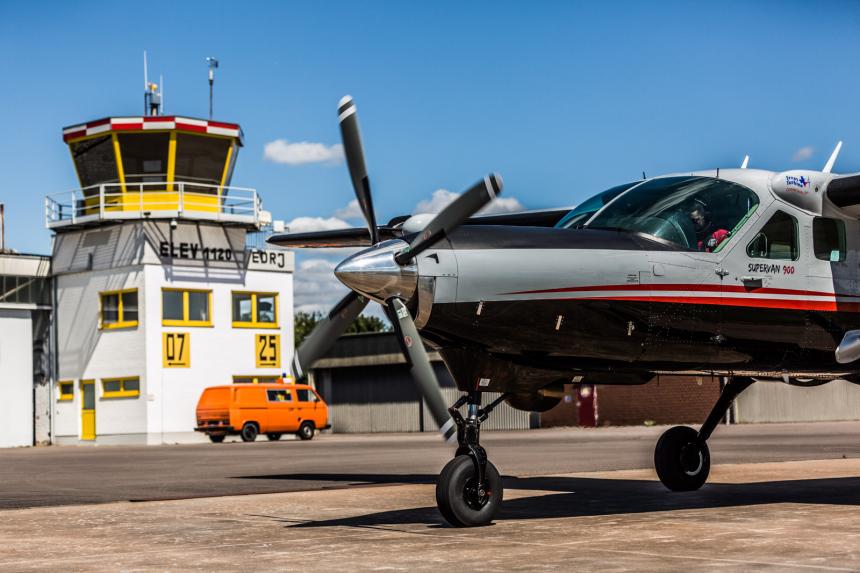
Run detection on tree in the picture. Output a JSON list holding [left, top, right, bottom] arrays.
[[294, 310, 391, 348]]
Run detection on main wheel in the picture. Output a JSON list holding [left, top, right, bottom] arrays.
[[436, 455, 503, 527], [654, 425, 710, 491], [297, 421, 315, 441], [240, 422, 258, 442], [208, 434, 225, 443]]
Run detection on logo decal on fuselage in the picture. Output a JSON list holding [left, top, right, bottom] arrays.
[[785, 175, 811, 194]]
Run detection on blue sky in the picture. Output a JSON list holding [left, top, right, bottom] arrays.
[[2, 0, 859, 311]]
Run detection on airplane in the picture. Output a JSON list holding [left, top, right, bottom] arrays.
[[269, 96, 860, 527]]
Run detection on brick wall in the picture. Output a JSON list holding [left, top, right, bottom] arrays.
[[541, 376, 722, 427], [596, 375, 721, 426]]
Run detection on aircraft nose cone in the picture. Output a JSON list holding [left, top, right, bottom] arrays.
[[335, 239, 418, 303]]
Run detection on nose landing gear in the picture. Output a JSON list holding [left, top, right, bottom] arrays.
[[654, 377, 754, 491], [436, 391, 508, 527]]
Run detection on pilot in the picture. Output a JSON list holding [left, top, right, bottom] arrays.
[[688, 199, 729, 252]]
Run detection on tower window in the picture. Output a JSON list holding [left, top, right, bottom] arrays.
[[162, 288, 212, 326], [100, 289, 139, 329]]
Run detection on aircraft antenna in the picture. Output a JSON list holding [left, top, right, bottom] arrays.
[[823, 141, 843, 174], [642, 171, 646, 180], [741, 155, 749, 169], [716, 168, 720, 178]]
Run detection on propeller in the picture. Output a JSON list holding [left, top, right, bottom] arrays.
[[272, 95, 503, 440], [338, 96, 379, 244]]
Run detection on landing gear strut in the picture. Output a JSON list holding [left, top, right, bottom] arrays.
[[436, 391, 507, 527], [654, 377, 754, 491]]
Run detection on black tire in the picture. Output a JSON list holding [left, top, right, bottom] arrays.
[[297, 421, 314, 441], [208, 434, 225, 443], [435, 455, 503, 527], [654, 425, 710, 491], [266, 433, 282, 441], [240, 422, 259, 442]]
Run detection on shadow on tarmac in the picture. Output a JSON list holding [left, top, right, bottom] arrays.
[[239, 473, 860, 528]]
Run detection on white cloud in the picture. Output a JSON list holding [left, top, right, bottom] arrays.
[[413, 188, 526, 216], [293, 257, 348, 315], [792, 146, 814, 162], [263, 139, 345, 166], [334, 199, 364, 221], [285, 216, 351, 234]]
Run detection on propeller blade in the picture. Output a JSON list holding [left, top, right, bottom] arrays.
[[386, 298, 456, 442], [292, 291, 368, 379], [268, 228, 373, 248], [394, 173, 503, 265], [338, 96, 379, 244]]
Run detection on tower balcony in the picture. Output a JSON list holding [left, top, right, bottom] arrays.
[[45, 181, 265, 230]]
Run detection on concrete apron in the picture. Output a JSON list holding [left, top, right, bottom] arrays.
[[1, 458, 858, 572]]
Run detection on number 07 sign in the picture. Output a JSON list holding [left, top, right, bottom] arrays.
[[163, 332, 190, 367]]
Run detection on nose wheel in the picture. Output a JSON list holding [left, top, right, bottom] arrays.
[[654, 377, 753, 491], [436, 391, 508, 527]]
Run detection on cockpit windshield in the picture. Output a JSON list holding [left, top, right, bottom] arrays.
[[555, 182, 638, 229], [586, 176, 759, 251]]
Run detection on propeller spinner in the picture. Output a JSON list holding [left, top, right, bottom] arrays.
[[270, 96, 503, 441]]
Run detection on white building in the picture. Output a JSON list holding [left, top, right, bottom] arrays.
[[46, 115, 294, 444], [0, 253, 51, 447]]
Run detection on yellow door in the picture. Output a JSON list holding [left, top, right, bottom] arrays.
[[81, 380, 95, 440]]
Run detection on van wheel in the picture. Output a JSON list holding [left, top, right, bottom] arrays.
[[208, 434, 225, 443], [266, 433, 282, 441], [297, 422, 315, 441], [241, 423, 259, 442]]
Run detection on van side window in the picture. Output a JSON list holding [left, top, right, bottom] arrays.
[[813, 217, 846, 262], [267, 389, 291, 402], [746, 210, 798, 260], [296, 388, 317, 402]]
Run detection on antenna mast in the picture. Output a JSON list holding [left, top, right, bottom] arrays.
[[143, 51, 161, 116], [143, 50, 149, 115], [206, 57, 219, 119]]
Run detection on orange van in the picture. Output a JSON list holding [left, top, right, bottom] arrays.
[[195, 383, 329, 443]]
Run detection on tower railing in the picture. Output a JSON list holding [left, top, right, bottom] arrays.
[[45, 182, 261, 229]]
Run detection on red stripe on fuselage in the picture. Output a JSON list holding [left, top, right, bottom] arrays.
[[570, 295, 860, 312], [503, 283, 860, 298]]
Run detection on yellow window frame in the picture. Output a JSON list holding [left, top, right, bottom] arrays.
[[101, 377, 141, 399], [232, 375, 282, 384], [231, 291, 279, 329], [99, 288, 139, 330], [162, 288, 213, 327], [58, 380, 74, 401]]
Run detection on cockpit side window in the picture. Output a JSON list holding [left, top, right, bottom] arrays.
[[555, 182, 638, 229], [586, 176, 759, 251], [746, 210, 799, 261]]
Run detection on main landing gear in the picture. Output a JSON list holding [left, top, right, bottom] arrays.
[[654, 377, 754, 491], [436, 391, 508, 527]]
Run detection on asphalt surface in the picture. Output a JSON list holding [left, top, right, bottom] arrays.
[[2, 421, 859, 510]]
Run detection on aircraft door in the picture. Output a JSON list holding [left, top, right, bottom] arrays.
[[805, 216, 855, 362], [640, 252, 723, 365], [717, 206, 810, 369]]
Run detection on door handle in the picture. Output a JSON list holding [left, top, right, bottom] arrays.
[[740, 276, 764, 287]]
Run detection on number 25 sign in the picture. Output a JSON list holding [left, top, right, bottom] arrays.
[[255, 334, 281, 368]]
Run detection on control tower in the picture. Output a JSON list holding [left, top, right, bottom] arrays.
[[46, 101, 294, 444]]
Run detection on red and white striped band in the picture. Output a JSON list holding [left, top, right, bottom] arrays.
[[62, 116, 243, 144]]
